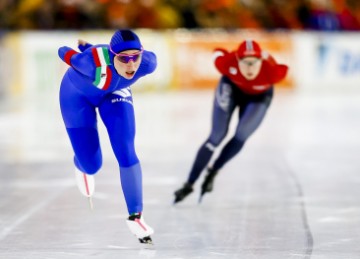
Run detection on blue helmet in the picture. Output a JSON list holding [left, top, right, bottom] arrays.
[[110, 29, 142, 54]]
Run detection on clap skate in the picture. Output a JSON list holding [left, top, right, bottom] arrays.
[[199, 168, 218, 202], [74, 167, 95, 209], [126, 213, 154, 244], [174, 182, 193, 203]]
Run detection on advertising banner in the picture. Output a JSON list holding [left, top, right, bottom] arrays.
[[293, 32, 360, 91], [6, 30, 360, 99]]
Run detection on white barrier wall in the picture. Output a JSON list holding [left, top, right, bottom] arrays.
[[0, 30, 174, 99], [293, 32, 360, 92], [0, 30, 360, 100]]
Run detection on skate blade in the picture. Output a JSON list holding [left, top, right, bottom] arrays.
[[88, 197, 94, 210], [198, 191, 206, 203], [139, 236, 153, 245], [198, 195, 203, 203]]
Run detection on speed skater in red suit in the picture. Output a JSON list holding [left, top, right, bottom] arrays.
[[174, 40, 288, 203]]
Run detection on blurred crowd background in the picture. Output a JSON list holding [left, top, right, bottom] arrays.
[[0, 0, 360, 31]]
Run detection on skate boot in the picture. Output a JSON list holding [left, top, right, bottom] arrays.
[[126, 213, 154, 244], [174, 182, 193, 204], [199, 168, 218, 202], [75, 168, 95, 209]]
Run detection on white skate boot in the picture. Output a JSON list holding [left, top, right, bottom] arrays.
[[75, 168, 95, 209], [126, 213, 154, 244]]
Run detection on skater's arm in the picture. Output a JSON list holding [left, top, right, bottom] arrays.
[[140, 50, 157, 75], [58, 46, 79, 66], [213, 48, 229, 75], [261, 52, 288, 83], [58, 46, 95, 78]]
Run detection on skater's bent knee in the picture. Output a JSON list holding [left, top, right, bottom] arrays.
[[76, 158, 102, 175], [84, 160, 102, 174]]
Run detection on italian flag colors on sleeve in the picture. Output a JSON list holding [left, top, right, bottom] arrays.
[[92, 47, 112, 90]]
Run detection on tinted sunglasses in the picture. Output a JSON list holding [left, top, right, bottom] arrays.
[[110, 46, 143, 63]]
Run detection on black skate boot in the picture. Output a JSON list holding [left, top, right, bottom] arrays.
[[199, 168, 218, 202], [174, 182, 193, 204]]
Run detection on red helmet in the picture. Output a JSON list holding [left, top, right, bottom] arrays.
[[236, 40, 262, 59]]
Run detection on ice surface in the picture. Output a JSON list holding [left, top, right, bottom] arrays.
[[0, 88, 360, 258]]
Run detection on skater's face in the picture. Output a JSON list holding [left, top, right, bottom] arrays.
[[113, 49, 143, 79], [238, 57, 262, 80]]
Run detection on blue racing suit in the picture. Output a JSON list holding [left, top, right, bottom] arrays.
[[58, 42, 157, 214]]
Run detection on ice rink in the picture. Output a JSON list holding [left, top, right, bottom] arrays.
[[0, 86, 360, 259]]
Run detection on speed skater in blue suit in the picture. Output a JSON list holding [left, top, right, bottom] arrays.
[[58, 29, 155, 244]]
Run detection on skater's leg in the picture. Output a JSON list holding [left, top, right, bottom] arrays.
[[200, 89, 273, 200], [59, 75, 102, 198], [174, 77, 236, 203], [99, 90, 154, 242], [212, 89, 273, 171], [66, 127, 102, 175], [66, 127, 101, 199], [60, 75, 103, 174], [211, 103, 268, 170], [99, 90, 142, 214], [120, 163, 143, 214], [187, 77, 237, 184]]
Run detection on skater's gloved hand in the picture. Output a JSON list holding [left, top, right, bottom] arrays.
[[213, 48, 228, 58], [77, 39, 92, 52]]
